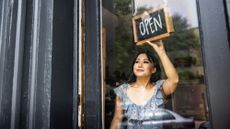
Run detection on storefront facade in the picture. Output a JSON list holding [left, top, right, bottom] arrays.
[[0, 0, 230, 129]]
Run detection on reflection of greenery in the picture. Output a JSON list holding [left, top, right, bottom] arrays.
[[164, 14, 200, 51], [163, 14, 202, 81], [114, 0, 132, 15], [178, 70, 195, 80], [113, 0, 134, 73], [114, 16, 134, 72]]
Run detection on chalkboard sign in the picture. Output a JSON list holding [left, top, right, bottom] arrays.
[[132, 7, 174, 45]]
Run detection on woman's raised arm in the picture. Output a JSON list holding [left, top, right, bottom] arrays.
[[147, 40, 179, 96]]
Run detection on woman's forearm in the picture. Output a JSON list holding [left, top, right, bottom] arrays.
[[110, 116, 122, 129]]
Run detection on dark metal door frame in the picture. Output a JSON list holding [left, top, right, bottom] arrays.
[[83, 0, 103, 128], [197, 0, 230, 129]]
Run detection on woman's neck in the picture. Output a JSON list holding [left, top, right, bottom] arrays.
[[134, 77, 151, 88]]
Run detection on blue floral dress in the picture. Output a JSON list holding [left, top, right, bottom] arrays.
[[114, 80, 165, 129]]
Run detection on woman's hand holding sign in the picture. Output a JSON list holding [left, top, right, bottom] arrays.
[[146, 40, 165, 55]]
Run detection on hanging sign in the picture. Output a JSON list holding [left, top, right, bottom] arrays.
[[132, 7, 174, 45]]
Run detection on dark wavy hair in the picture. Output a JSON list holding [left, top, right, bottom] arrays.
[[127, 50, 161, 84]]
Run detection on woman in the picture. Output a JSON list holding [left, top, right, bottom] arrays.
[[110, 40, 179, 129]]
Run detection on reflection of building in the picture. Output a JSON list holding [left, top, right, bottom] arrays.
[[167, 27, 208, 120], [173, 83, 208, 120]]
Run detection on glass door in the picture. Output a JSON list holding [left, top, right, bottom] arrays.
[[102, 0, 210, 129]]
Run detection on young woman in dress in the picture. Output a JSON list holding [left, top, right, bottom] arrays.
[[110, 40, 179, 129]]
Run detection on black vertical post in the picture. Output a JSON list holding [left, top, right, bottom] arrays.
[[197, 0, 230, 128], [20, 0, 53, 129], [51, 0, 74, 129], [84, 0, 102, 128]]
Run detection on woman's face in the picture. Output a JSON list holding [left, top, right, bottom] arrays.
[[133, 53, 155, 78]]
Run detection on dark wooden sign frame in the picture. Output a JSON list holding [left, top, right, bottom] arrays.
[[132, 7, 174, 45]]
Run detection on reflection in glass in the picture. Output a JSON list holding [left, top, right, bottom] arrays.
[[225, 0, 230, 30], [103, 0, 209, 129]]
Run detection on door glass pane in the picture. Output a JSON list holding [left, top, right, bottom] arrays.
[[102, 0, 210, 129]]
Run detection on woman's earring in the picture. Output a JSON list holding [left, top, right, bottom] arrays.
[[152, 68, 156, 73]]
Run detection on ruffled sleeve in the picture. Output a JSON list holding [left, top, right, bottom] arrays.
[[155, 80, 166, 107], [113, 83, 127, 101], [156, 79, 165, 89]]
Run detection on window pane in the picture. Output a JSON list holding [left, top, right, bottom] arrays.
[[102, 0, 210, 129]]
